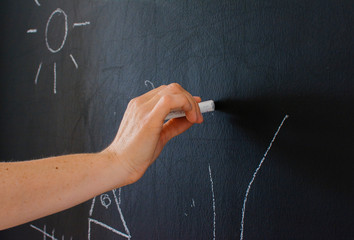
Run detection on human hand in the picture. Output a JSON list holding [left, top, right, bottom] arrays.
[[104, 83, 203, 184]]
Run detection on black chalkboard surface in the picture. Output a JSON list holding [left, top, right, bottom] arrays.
[[1, 0, 353, 239]]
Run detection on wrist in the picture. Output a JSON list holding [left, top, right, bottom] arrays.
[[100, 147, 137, 187]]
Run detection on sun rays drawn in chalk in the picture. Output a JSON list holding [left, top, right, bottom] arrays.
[[27, 1, 90, 94]]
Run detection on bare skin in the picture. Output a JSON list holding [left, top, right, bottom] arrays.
[[0, 83, 203, 230]]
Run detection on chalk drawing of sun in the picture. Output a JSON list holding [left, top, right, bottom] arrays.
[[27, 0, 90, 94]]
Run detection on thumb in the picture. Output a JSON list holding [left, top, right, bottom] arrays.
[[152, 118, 194, 160], [161, 117, 194, 144]]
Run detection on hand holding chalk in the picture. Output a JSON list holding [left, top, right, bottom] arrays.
[[104, 83, 203, 184], [165, 100, 215, 120]]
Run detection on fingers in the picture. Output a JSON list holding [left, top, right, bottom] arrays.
[[192, 96, 203, 123], [194, 96, 202, 103], [151, 93, 194, 122], [147, 83, 203, 123], [169, 84, 202, 123], [128, 83, 203, 125]]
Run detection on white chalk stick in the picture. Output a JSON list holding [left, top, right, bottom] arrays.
[[165, 100, 215, 121]]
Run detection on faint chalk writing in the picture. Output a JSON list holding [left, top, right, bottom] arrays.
[[184, 199, 196, 217], [100, 193, 112, 209], [144, 80, 155, 89], [30, 224, 73, 240]]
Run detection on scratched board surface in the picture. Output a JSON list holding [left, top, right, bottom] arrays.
[[1, 0, 354, 239]]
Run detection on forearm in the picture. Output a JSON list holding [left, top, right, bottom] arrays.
[[0, 83, 202, 230], [0, 151, 129, 230]]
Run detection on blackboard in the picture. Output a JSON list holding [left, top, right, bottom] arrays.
[[1, 0, 353, 239]]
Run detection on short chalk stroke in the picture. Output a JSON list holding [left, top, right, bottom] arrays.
[[73, 22, 90, 28], [27, 29, 37, 33], [69, 54, 78, 69], [240, 115, 289, 240], [34, 62, 42, 84], [34, 0, 41, 7]]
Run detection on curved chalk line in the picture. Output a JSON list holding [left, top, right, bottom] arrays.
[[240, 114, 289, 240], [45, 8, 68, 54], [144, 80, 155, 89]]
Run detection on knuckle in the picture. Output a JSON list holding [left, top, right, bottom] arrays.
[[160, 94, 173, 105], [168, 83, 182, 91], [128, 97, 140, 108]]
